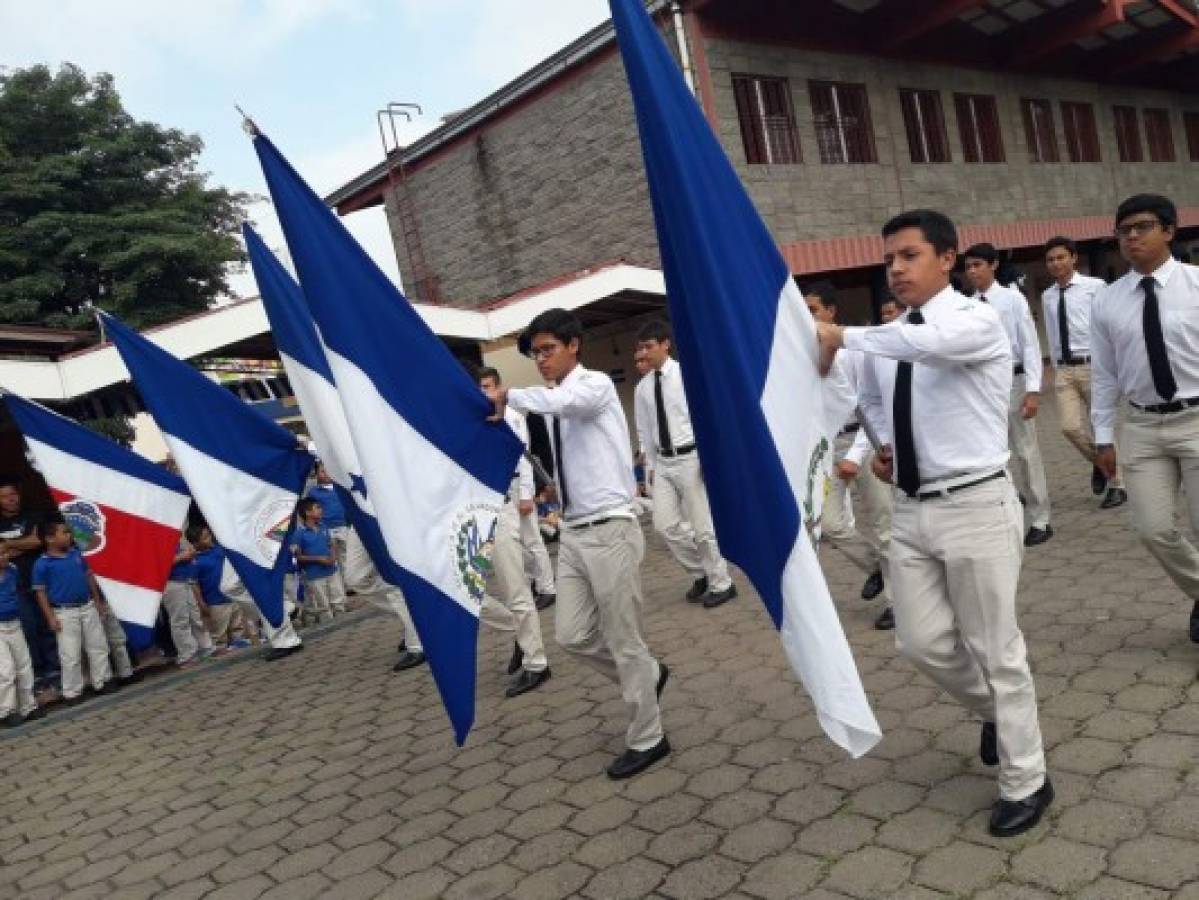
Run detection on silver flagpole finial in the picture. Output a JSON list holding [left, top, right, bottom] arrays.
[[235, 105, 260, 137]]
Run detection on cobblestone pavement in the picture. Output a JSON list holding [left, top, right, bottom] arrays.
[[1, 404, 1197, 900]]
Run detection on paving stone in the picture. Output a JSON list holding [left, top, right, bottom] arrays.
[[795, 813, 877, 856], [823, 846, 914, 899], [512, 860, 593, 900], [441, 862, 522, 900], [718, 817, 793, 863], [659, 855, 744, 899], [1110, 834, 1199, 889], [1056, 799, 1147, 847], [875, 807, 960, 855], [740, 852, 826, 900], [1011, 836, 1107, 893], [573, 826, 653, 868], [258, 873, 331, 900], [1073, 878, 1170, 900], [645, 821, 722, 866], [582, 857, 669, 900], [914, 841, 1007, 894]]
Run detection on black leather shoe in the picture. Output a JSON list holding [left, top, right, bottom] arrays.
[[685, 577, 708, 602], [703, 585, 738, 609], [1091, 465, 1107, 496], [23, 706, 46, 722], [118, 671, 144, 686], [505, 667, 550, 697], [534, 592, 556, 610], [1189, 600, 1199, 643], [874, 607, 895, 630], [398, 640, 407, 654], [1023, 525, 1053, 547], [989, 778, 1054, 837], [1100, 487, 1127, 509], [606, 738, 671, 780], [393, 650, 426, 672], [264, 645, 302, 661], [507, 642, 524, 675], [0, 712, 22, 728], [980, 721, 998, 766], [94, 682, 117, 696], [656, 662, 670, 699], [860, 571, 884, 600]]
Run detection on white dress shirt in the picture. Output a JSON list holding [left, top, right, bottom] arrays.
[[826, 348, 874, 467], [508, 364, 636, 522], [1091, 256, 1199, 444], [973, 283, 1042, 392], [1041, 272, 1105, 362], [504, 408, 535, 502], [845, 285, 1013, 485], [633, 357, 696, 473]]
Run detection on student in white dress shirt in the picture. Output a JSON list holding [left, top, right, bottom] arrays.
[[633, 321, 737, 608], [1042, 236, 1127, 509], [815, 209, 1052, 838], [1092, 194, 1199, 646], [963, 243, 1053, 546], [492, 308, 671, 780]]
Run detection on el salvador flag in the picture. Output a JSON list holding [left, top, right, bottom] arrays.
[[250, 131, 524, 745], [101, 312, 314, 628], [609, 0, 880, 756]]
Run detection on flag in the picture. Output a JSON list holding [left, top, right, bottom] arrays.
[[609, 0, 880, 756], [251, 131, 524, 745], [101, 312, 313, 627], [3, 392, 190, 650]]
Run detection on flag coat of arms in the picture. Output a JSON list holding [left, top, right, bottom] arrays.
[[4, 392, 190, 649], [101, 312, 314, 628], [609, 0, 880, 756]]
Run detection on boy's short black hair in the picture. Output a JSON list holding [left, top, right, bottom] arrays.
[[636, 320, 672, 344], [476, 365, 501, 385], [1116, 193, 1177, 230], [0, 477, 20, 492], [185, 523, 209, 546], [37, 518, 68, 546], [1044, 235, 1077, 256], [297, 497, 321, 520], [519, 308, 583, 357], [963, 242, 999, 265], [882, 209, 959, 255], [803, 280, 838, 309]]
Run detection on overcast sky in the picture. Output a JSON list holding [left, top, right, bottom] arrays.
[[0, 0, 611, 298]]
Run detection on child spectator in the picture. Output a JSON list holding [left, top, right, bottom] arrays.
[[32, 521, 112, 704], [161, 537, 212, 667], [100, 602, 138, 685], [188, 524, 242, 653], [292, 498, 345, 626], [0, 549, 42, 726], [218, 560, 261, 648]]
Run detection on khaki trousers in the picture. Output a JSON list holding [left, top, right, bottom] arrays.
[[1119, 405, 1199, 600], [482, 500, 548, 673], [162, 580, 205, 663], [1008, 379, 1052, 529], [302, 575, 344, 626], [100, 604, 133, 679], [1054, 365, 1124, 488], [557, 517, 663, 751], [338, 531, 423, 652], [0, 620, 36, 717], [206, 603, 241, 645], [652, 454, 733, 591], [55, 602, 111, 698], [520, 509, 556, 595], [890, 476, 1046, 801], [824, 434, 893, 588]]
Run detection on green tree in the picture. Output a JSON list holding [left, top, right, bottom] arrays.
[[0, 64, 249, 329]]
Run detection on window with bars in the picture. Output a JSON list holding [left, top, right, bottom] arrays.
[[1144, 108, 1175, 162], [954, 93, 1005, 163], [899, 89, 950, 163], [731, 74, 802, 165], [809, 81, 877, 164], [1061, 101, 1101, 163], [1186, 111, 1199, 162], [1112, 105, 1143, 162], [1020, 98, 1059, 163]]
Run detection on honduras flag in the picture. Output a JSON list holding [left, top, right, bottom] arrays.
[[4, 392, 190, 650], [610, 0, 880, 756], [250, 131, 523, 745], [101, 312, 314, 628]]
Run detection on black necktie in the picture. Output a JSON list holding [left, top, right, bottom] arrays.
[[1057, 285, 1072, 363], [552, 416, 571, 514], [654, 369, 673, 455], [978, 294, 987, 303], [894, 309, 924, 497], [1141, 276, 1177, 401]]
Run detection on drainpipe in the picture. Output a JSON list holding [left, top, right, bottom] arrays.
[[670, 1, 696, 95]]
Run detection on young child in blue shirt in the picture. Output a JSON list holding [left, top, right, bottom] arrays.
[[186, 524, 244, 653], [0, 550, 42, 726], [292, 498, 346, 627], [32, 521, 112, 703]]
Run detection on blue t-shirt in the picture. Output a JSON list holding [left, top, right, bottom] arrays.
[[0, 564, 20, 620], [31, 549, 91, 607], [168, 540, 197, 582], [193, 547, 230, 606], [295, 523, 338, 579], [305, 484, 346, 529]]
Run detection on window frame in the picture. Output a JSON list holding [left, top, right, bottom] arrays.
[[731, 73, 802, 166], [898, 88, 951, 164], [1143, 108, 1175, 163], [1185, 111, 1199, 163], [808, 80, 878, 165], [1020, 97, 1060, 163], [1112, 105, 1144, 163], [1061, 101, 1101, 163], [953, 93, 1005, 164]]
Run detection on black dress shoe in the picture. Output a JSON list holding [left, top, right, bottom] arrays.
[[656, 662, 670, 699], [980, 721, 998, 766], [398, 640, 407, 654], [534, 592, 556, 610], [606, 737, 671, 780], [507, 642, 524, 675], [874, 607, 895, 630], [1100, 487, 1127, 509], [94, 682, 117, 696], [264, 645, 303, 661], [1091, 465, 1107, 496], [23, 707, 46, 722], [703, 585, 738, 609], [989, 778, 1054, 837], [505, 667, 550, 697], [0, 712, 22, 728], [118, 671, 144, 686], [1189, 600, 1199, 644], [1023, 525, 1053, 547], [393, 650, 426, 672], [860, 571, 884, 600], [685, 577, 709, 602]]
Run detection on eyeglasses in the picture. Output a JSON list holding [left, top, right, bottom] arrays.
[[529, 343, 562, 361], [1114, 219, 1161, 239]]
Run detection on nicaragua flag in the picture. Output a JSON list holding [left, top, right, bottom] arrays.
[[251, 130, 524, 746], [101, 312, 314, 628], [4, 393, 190, 650], [610, 0, 880, 756]]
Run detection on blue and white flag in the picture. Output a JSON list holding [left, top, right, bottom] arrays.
[[251, 131, 524, 745], [101, 312, 314, 628], [610, 0, 880, 756]]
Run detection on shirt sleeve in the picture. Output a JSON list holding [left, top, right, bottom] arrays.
[[633, 380, 657, 473], [1089, 288, 1120, 445], [508, 413, 535, 501], [844, 429, 872, 467], [857, 354, 892, 449], [1041, 290, 1058, 360], [31, 557, 46, 590], [1017, 296, 1042, 391], [508, 372, 611, 420], [843, 310, 1005, 368], [77, 552, 90, 574]]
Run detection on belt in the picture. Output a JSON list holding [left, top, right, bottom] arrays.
[[1056, 356, 1090, 367], [659, 443, 695, 458], [564, 516, 613, 530], [915, 470, 1005, 501], [52, 599, 91, 609], [1013, 364, 1025, 376], [1130, 397, 1199, 415]]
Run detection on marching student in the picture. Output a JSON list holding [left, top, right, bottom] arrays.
[[32, 520, 112, 704], [633, 320, 737, 608], [161, 537, 212, 667], [1092, 194, 1199, 646], [292, 498, 346, 627], [0, 549, 42, 726], [963, 243, 1054, 546], [492, 308, 671, 779], [305, 463, 350, 578], [188, 524, 242, 651], [1042, 236, 1127, 509], [815, 209, 1051, 838]]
